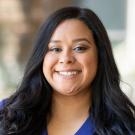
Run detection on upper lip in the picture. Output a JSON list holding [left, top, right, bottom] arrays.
[[55, 69, 81, 72]]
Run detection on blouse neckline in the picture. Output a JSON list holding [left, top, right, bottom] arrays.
[[43, 115, 94, 135]]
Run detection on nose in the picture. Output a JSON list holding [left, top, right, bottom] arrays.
[[59, 50, 75, 64]]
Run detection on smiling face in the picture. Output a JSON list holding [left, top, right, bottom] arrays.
[[43, 19, 98, 96]]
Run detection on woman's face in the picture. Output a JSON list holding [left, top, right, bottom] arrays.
[[43, 19, 98, 96]]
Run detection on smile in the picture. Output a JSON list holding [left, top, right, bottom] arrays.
[[56, 71, 81, 77]]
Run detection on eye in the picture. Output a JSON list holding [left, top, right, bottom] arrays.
[[73, 46, 88, 53], [49, 47, 62, 53]]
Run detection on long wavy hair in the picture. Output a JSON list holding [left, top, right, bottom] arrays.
[[0, 7, 135, 135]]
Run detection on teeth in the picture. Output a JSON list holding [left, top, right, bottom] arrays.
[[58, 71, 78, 76]]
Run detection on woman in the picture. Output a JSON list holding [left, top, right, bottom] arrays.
[[0, 7, 135, 135]]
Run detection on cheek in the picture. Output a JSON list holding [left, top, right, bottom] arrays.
[[80, 53, 98, 68], [84, 56, 98, 85], [80, 52, 98, 76], [42, 53, 57, 76]]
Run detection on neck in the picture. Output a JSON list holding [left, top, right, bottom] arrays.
[[49, 90, 92, 122]]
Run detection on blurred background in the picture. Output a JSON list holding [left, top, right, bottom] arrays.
[[0, 0, 135, 104]]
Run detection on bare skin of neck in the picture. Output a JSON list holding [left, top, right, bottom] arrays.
[[47, 89, 92, 135]]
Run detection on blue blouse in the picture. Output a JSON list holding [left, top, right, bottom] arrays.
[[0, 100, 94, 135]]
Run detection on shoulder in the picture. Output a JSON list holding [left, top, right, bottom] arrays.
[[0, 99, 7, 134], [0, 99, 7, 110]]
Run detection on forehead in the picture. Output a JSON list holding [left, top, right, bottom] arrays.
[[50, 19, 93, 40]]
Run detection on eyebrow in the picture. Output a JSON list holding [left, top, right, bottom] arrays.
[[72, 38, 92, 44], [49, 38, 92, 44]]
